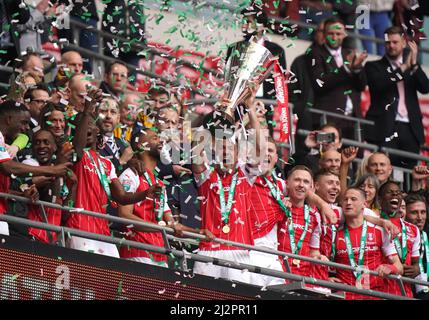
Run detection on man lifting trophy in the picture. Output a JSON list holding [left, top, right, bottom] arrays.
[[203, 40, 290, 144], [203, 41, 275, 134]]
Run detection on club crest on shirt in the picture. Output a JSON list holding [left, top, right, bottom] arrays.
[[368, 233, 374, 241]]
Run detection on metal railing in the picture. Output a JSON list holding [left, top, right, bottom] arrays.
[[0, 192, 427, 300]]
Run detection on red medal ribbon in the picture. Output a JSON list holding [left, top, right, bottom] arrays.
[[273, 61, 290, 143]]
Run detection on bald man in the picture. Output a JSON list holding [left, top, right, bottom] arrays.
[[366, 152, 393, 184], [319, 149, 341, 174], [114, 92, 144, 142], [62, 51, 83, 76], [66, 74, 93, 114], [22, 53, 44, 80], [51, 51, 84, 90]]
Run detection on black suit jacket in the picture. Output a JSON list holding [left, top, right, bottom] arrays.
[[364, 55, 429, 145], [226, 39, 287, 100], [102, 0, 146, 57], [99, 136, 128, 174], [0, 0, 29, 62], [289, 47, 317, 131], [308, 44, 367, 118]]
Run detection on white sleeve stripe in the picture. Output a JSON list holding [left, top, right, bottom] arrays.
[[412, 226, 421, 258], [194, 168, 212, 187]]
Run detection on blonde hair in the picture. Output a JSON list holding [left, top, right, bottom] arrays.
[[355, 153, 371, 182], [7, 71, 42, 102]]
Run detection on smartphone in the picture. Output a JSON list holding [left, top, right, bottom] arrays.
[[316, 132, 335, 144]]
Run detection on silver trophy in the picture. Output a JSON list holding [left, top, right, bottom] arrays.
[[219, 41, 275, 125]]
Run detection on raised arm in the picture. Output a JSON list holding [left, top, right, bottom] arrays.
[[411, 166, 429, 191], [73, 88, 103, 160], [306, 191, 338, 225], [246, 85, 261, 157], [339, 146, 359, 202]]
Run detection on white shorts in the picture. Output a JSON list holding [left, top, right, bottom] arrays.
[[193, 250, 252, 284], [127, 257, 168, 268], [249, 226, 286, 287], [67, 236, 120, 258], [0, 221, 9, 236]]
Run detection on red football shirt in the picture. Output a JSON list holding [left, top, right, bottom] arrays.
[[310, 205, 342, 280], [195, 167, 254, 251], [382, 217, 420, 298], [249, 175, 285, 239], [27, 205, 62, 243], [118, 168, 171, 262], [322, 222, 397, 300], [314, 206, 386, 282], [277, 205, 321, 277], [66, 150, 117, 236]]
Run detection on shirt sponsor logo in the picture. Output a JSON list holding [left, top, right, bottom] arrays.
[[337, 245, 380, 255]]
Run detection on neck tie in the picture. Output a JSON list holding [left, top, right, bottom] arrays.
[[105, 136, 119, 156], [332, 50, 343, 68]]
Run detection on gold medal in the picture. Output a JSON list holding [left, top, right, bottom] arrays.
[[222, 224, 230, 234], [158, 221, 166, 227], [292, 259, 300, 267]]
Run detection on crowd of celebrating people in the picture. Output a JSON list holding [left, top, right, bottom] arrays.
[[0, 0, 429, 300]]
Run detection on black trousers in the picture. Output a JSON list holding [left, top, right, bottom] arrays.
[[382, 121, 421, 169]]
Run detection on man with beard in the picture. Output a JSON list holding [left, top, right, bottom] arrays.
[[23, 83, 50, 131], [379, 181, 420, 297], [66, 89, 166, 257], [156, 106, 200, 230], [114, 92, 143, 143], [307, 17, 367, 139], [21, 130, 76, 244], [405, 192, 429, 298], [118, 129, 213, 267], [365, 26, 429, 168], [96, 97, 134, 174], [323, 188, 403, 300]]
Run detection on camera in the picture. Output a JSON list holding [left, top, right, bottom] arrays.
[[316, 132, 335, 144]]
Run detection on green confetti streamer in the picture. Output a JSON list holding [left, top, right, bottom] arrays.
[[117, 280, 123, 295]]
